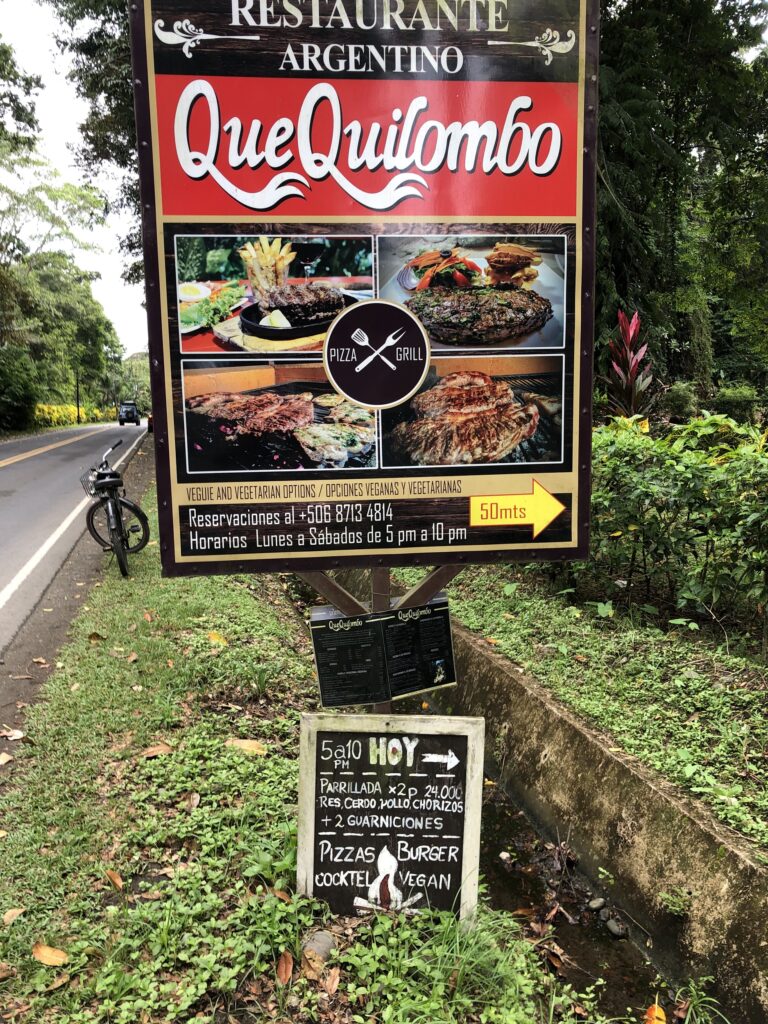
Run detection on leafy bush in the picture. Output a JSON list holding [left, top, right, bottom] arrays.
[[584, 416, 768, 652], [0, 346, 38, 431], [663, 381, 698, 421], [34, 404, 107, 427], [712, 382, 760, 422]]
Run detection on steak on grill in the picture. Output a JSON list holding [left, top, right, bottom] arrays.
[[407, 286, 552, 345], [412, 371, 519, 418], [186, 391, 314, 437], [258, 283, 344, 325], [391, 403, 539, 465]]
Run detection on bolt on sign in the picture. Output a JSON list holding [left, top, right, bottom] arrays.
[[129, 0, 599, 574], [297, 714, 485, 917]]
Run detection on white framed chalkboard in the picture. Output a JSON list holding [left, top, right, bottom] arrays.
[[297, 713, 485, 920]]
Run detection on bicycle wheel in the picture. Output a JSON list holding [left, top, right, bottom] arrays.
[[87, 498, 150, 554], [109, 518, 130, 577]]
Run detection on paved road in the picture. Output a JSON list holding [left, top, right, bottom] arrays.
[[0, 422, 147, 656]]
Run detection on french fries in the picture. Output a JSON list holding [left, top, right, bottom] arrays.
[[239, 237, 297, 296]]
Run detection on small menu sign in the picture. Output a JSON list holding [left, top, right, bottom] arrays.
[[297, 714, 484, 919], [310, 597, 456, 708]]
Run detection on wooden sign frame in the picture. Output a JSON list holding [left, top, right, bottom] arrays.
[[128, 0, 600, 578], [297, 713, 485, 919]]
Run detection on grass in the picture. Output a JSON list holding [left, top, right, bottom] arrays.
[[0, 490, 619, 1024], [395, 565, 768, 852]]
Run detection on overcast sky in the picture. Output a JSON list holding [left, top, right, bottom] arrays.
[[0, 0, 148, 356]]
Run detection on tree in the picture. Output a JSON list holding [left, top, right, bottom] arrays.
[[42, 0, 140, 277], [0, 34, 39, 150]]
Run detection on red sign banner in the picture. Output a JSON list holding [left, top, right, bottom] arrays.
[[155, 76, 579, 218]]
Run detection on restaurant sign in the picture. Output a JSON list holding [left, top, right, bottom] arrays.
[[129, 0, 598, 574]]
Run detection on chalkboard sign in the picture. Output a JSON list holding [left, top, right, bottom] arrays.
[[310, 597, 456, 708], [297, 714, 484, 919]]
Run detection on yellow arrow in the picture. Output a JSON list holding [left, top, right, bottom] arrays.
[[469, 481, 567, 539]]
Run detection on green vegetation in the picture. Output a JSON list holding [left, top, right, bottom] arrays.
[[0, 493, 619, 1024], [398, 557, 768, 849]]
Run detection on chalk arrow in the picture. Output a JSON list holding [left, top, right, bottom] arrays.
[[423, 750, 460, 772]]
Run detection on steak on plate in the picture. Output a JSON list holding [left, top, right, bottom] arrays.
[[391, 403, 539, 465], [258, 283, 344, 325], [187, 390, 314, 437], [407, 286, 552, 345]]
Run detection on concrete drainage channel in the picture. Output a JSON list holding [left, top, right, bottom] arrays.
[[322, 569, 768, 1024]]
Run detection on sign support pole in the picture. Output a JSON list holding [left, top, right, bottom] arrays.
[[371, 567, 392, 713]]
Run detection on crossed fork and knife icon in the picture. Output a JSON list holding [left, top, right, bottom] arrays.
[[351, 327, 407, 373]]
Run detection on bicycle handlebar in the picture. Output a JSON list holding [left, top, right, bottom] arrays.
[[100, 438, 123, 466]]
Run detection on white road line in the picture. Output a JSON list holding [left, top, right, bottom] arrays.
[[0, 430, 147, 613]]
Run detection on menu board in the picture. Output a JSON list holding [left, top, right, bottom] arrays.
[[310, 596, 455, 707], [129, 0, 598, 574], [297, 714, 484, 917]]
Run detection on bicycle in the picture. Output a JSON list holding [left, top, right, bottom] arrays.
[[81, 440, 150, 577]]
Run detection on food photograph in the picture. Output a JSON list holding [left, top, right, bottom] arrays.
[[381, 357, 564, 469], [377, 234, 566, 351], [181, 362, 378, 473], [175, 235, 374, 355]]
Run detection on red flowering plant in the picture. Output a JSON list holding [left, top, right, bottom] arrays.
[[603, 309, 654, 417]]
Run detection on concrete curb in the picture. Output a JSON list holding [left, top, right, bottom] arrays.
[[333, 569, 768, 1023]]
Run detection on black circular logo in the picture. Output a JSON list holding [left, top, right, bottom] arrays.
[[324, 300, 430, 410]]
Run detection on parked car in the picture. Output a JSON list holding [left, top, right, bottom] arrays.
[[118, 401, 141, 426]]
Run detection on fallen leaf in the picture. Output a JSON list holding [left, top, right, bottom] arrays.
[[673, 1001, 690, 1021], [139, 890, 164, 901], [140, 742, 172, 759], [88, 632, 106, 645], [645, 1006, 667, 1023], [45, 973, 70, 992], [143, 612, 153, 623], [225, 738, 267, 756], [323, 966, 340, 996], [0, 753, 13, 768], [0, 729, 24, 742], [573, 654, 588, 663], [208, 631, 228, 646], [184, 792, 201, 813], [0, 961, 15, 981], [32, 944, 69, 967], [70, 683, 81, 693], [301, 948, 323, 981], [105, 870, 124, 892], [127, 624, 137, 634], [126, 652, 138, 664], [3, 908, 25, 926], [132, 685, 143, 693], [166, 660, 174, 669], [276, 949, 293, 986], [9, 675, 32, 681], [486, 637, 500, 645], [32, 658, 49, 666], [271, 889, 291, 903], [0, 831, 8, 840]]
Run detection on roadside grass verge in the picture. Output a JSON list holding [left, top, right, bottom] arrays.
[[396, 565, 768, 852], [0, 491, 612, 1023]]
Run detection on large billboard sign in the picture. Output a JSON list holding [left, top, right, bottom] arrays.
[[130, 0, 598, 574]]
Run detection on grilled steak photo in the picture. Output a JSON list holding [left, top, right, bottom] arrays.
[[407, 286, 552, 345], [186, 391, 314, 438], [390, 402, 539, 465], [411, 370, 519, 418], [258, 283, 344, 325]]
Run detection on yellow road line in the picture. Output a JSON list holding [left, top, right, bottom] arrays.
[[0, 428, 106, 470]]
